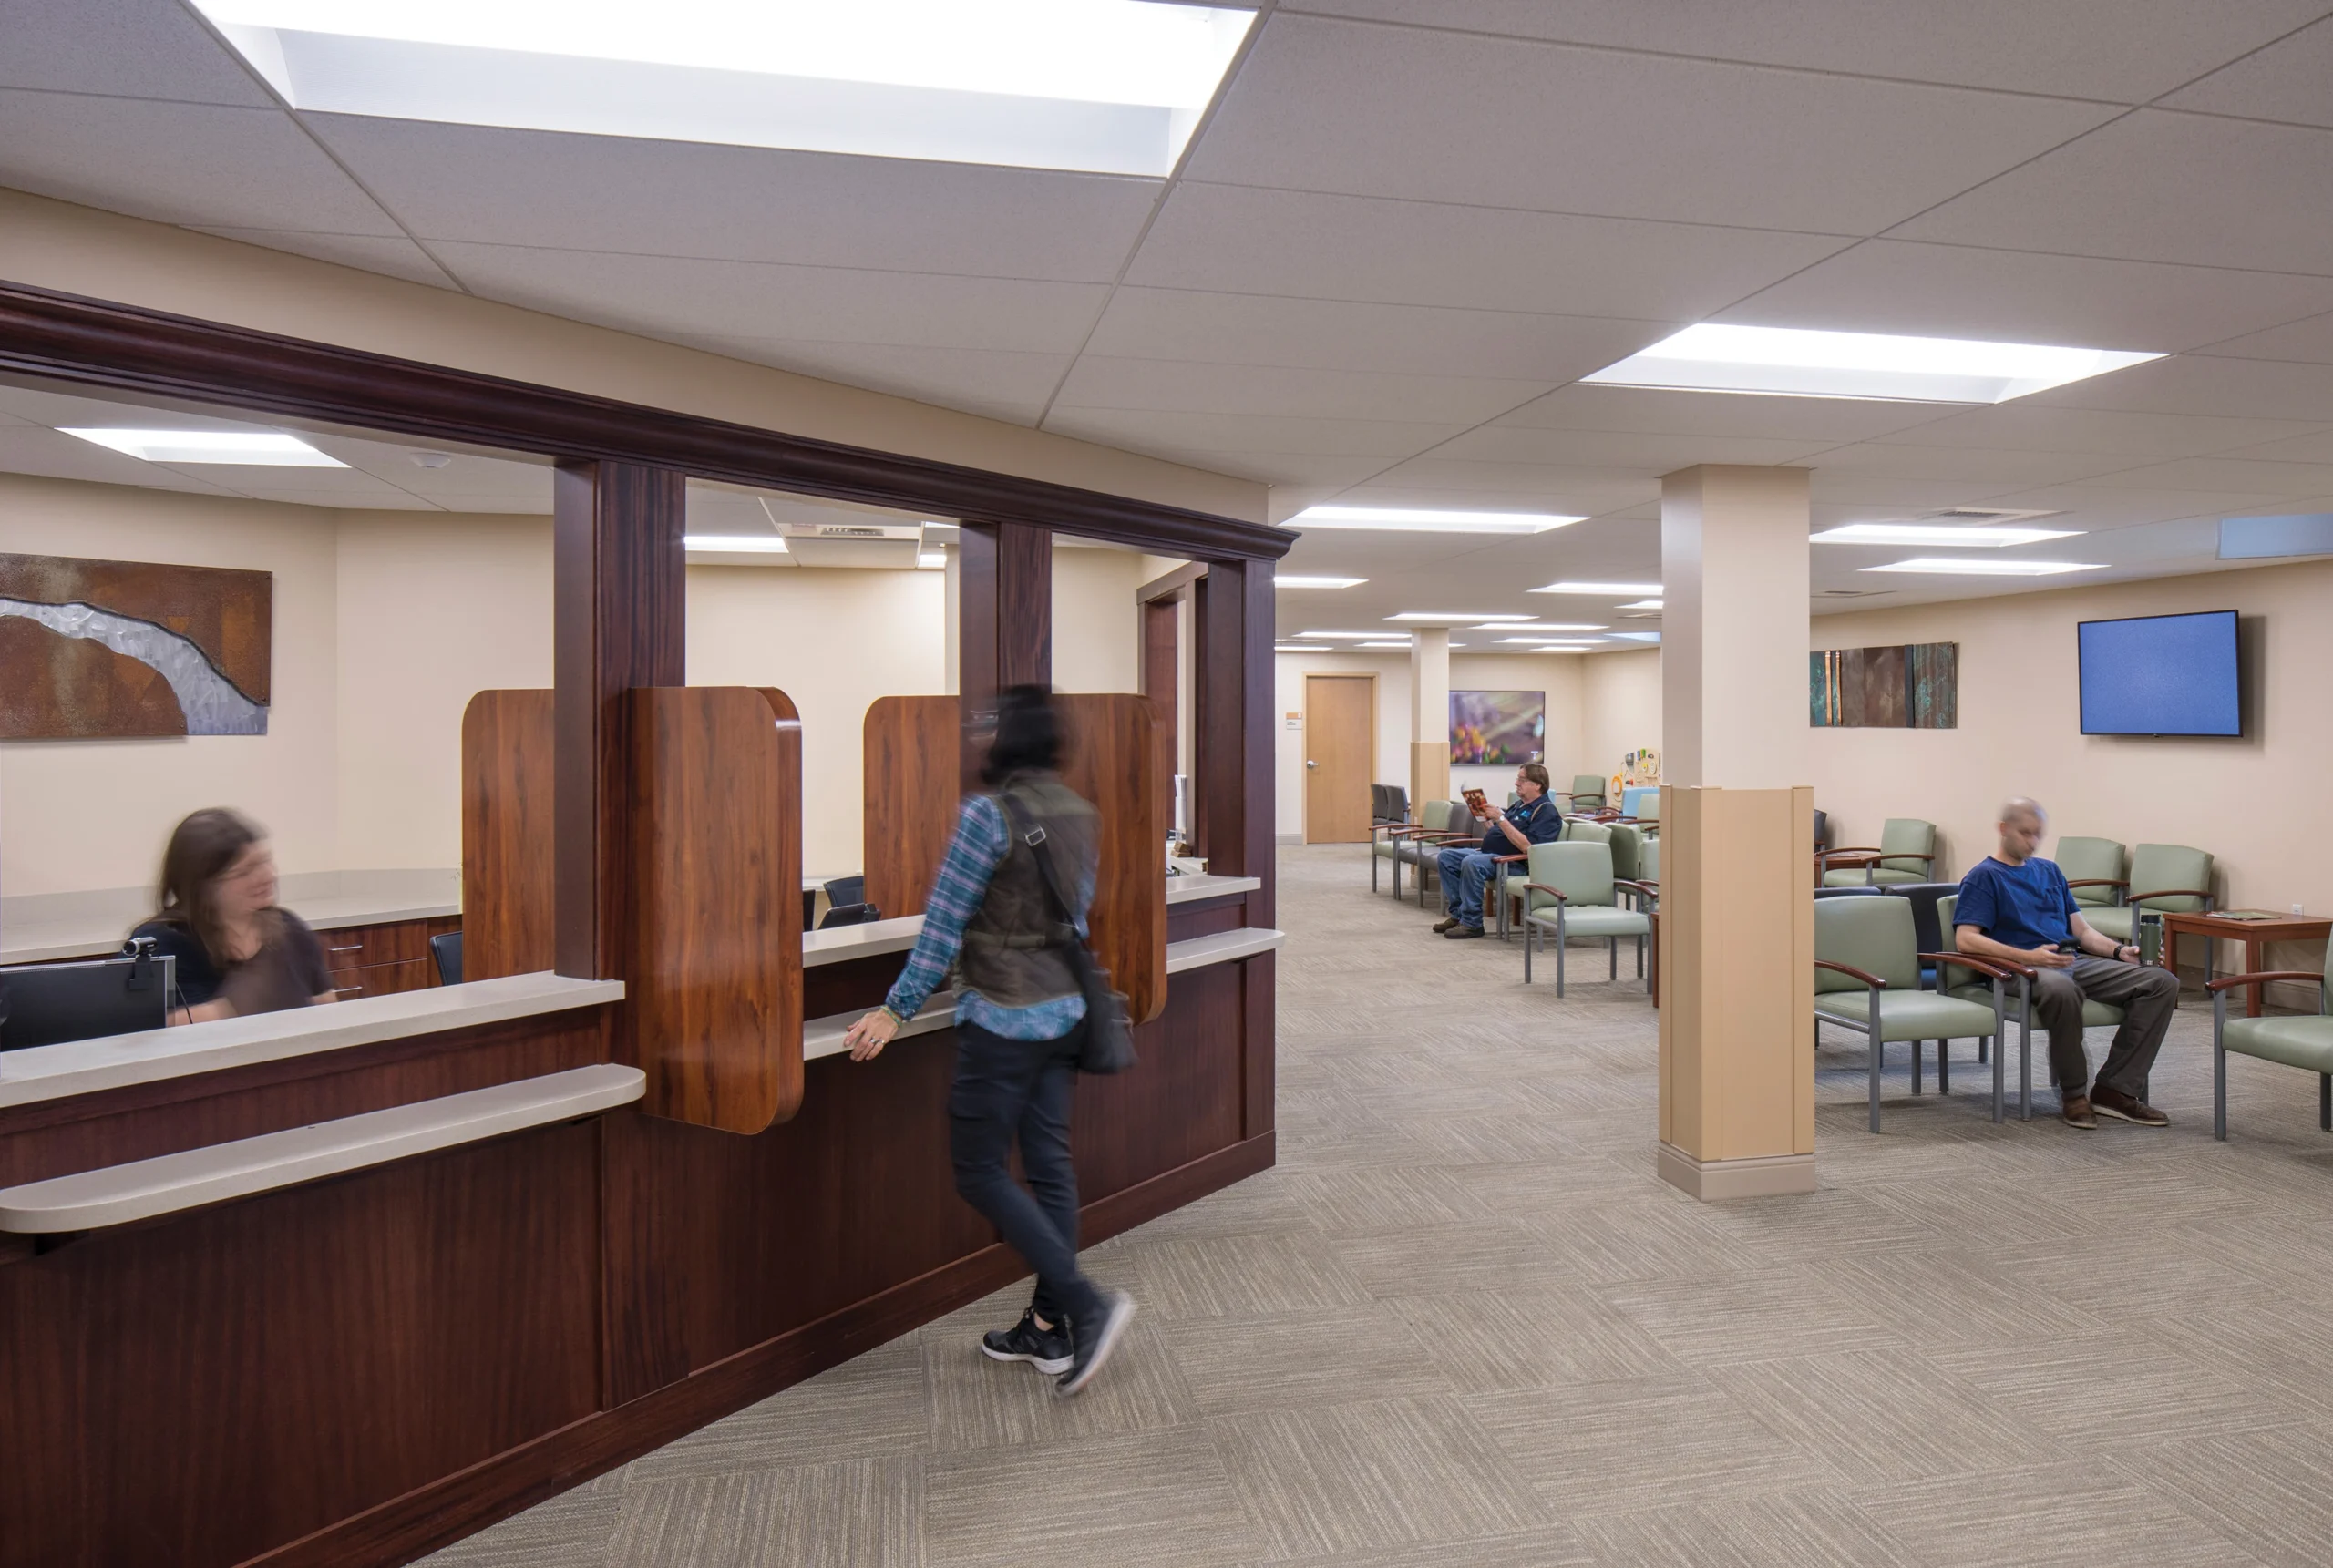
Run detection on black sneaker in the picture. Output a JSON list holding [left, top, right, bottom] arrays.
[[1444, 923, 1485, 939], [1056, 1291, 1136, 1398], [982, 1307, 1073, 1375]]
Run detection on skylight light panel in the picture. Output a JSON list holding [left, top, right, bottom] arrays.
[[683, 534, 790, 552], [62, 428, 347, 466], [190, 1, 1256, 177], [1287, 507, 1584, 534], [1276, 576, 1366, 589], [1861, 558, 2103, 576], [1616, 600, 1662, 610], [1582, 324, 2161, 404], [1355, 641, 1413, 650], [1811, 522, 2081, 547], [1530, 581, 1661, 596], [1475, 622, 1607, 632], [1389, 612, 1531, 623]]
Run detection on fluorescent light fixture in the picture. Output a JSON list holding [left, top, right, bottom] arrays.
[[1862, 558, 2104, 576], [1475, 620, 1606, 632], [1530, 581, 1661, 596], [1275, 575, 1366, 589], [1582, 323, 2161, 404], [1388, 612, 1533, 623], [1356, 641, 1413, 650], [188, 1, 1256, 178], [1616, 600, 1662, 610], [1811, 522, 2081, 548], [1287, 506, 1584, 535], [1293, 630, 1386, 640], [684, 534, 789, 553], [1496, 637, 1604, 647], [62, 427, 345, 466], [1614, 631, 1663, 643]]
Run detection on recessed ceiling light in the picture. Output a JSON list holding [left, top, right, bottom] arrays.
[[1272, 643, 1313, 653], [1613, 631, 1663, 643], [916, 550, 947, 569], [1389, 612, 1533, 622], [1861, 558, 2104, 576], [1616, 600, 1662, 610], [1356, 641, 1413, 650], [683, 534, 790, 553], [1813, 522, 2082, 548], [1582, 323, 2161, 404], [1288, 507, 1585, 534], [1474, 621, 1607, 632], [1294, 630, 1386, 640], [189, 0, 1256, 177], [1276, 575, 1366, 589], [1530, 581, 1662, 596], [62, 427, 347, 467], [1496, 637, 1605, 646]]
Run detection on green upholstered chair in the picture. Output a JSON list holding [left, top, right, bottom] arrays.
[[1518, 840, 1653, 996], [1822, 818, 1938, 887], [2209, 932, 2333, 1141], [1622, 790, 1659, 833], [1564, 773, 1607, 813], [1815, 894, 2008, 1132], [2080, 842, 2214, 951], [2055, 836, 2127, 912], [1606, 822, 1646, 885], [1934, 891, 2119, 1123], [1403, 799, 1480, 907], [1494, 817, 1626, 939], [1376, 798, 1469, 899], [1370, 791, 1416, 893]]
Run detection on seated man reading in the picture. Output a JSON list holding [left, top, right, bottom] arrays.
[[1953, 797, 2180, 1130], [1434, 763, 1564, 939]]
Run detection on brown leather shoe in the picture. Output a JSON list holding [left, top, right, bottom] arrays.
[[1433, 917, 1463, 933], [2061, 1095, 2098, 1130], [2091, 1085, 2170, 1126]]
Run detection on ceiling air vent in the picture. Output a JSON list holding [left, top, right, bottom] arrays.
[[1914, 507, 2065, 524], [778, 519, 923, 569], [1819, 589, 1891, 597]]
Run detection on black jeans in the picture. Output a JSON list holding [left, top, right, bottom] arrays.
[[950, 1019, 1104, 1331]]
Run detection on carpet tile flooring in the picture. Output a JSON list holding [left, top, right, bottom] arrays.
[[424, 844, 2333, 1566]]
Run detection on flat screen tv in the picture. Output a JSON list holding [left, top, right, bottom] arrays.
[[2077, 610, 2240, 737]]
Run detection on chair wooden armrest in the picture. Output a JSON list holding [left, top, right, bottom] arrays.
[[1814, 959, 1887, 989], [1415, 831, 1476, 845], [1491, 853, 1527, 864], [1614, 878, 1659, 898], [2204, 970, 2327, 994], [1378, 825, 1434, 839], [1520, 883, 1569, 902], [1823, 848, 1883, 864], [2129, 889, 2215, 906], [1926, 951, 2018, 980], [2064, 878, 2126, 891]]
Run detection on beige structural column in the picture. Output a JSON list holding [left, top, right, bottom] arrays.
[[1658, 465, 1817, 1201], [1409, 628, 1451, 810]]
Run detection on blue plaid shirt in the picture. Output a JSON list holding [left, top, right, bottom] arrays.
[[883, 794, 1092, 1040]]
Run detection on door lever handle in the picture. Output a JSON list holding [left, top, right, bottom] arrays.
[[1305, 759, 1319, 768]]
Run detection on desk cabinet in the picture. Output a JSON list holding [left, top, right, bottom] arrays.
[[320, 916, 462, 998]]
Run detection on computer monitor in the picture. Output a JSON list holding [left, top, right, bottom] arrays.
[[0, 953, 175, 1050]]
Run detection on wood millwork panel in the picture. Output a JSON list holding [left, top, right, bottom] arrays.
[[317, 916, 461, 974], [863, 695, 960, 920], [627, 686, 804, 1134], [1056, 693, 1171, 1023], [0, 1122, 601, 1568], [554, 461, 685, 984], [1166, 900, 1249, 941], [463, 689, 556, 981], [1074, 959, 1245, 1203], [1141, 596, 1179, 815], [956, 521, 1052, 792], [326, 956, 433, 999], [1196, 558, 1277, 927]]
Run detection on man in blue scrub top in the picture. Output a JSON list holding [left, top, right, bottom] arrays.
[[1952, 797, 2180, 1131]]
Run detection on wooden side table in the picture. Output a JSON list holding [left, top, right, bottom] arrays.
[[2155, 911, 2333, 1016]]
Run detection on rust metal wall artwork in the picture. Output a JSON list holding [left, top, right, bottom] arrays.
[[1810, 641, 1957, 729]]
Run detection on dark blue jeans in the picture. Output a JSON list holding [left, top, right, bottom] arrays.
[[950, 1019, 1105, 1331]]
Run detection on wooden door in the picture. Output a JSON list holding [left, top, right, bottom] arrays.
[[1303, 674, 1374, 843]]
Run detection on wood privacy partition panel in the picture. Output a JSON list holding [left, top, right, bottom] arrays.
[[863, 695, 960, 919], [461, 689, 556, 981], [627, 687, 805, 1132]]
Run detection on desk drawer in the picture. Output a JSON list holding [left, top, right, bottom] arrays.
[[326, 957, 434, 999], [317, 919, 437, 972]]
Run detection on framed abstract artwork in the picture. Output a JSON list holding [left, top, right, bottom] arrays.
[[1810, 641, 1957, 729], [1450, 689, 1545, 764], [0, 552, 272, 738]]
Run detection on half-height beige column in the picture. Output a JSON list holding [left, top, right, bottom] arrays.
[[1409, 628, 1451, 810], [1659, 466, 1815, 1200]]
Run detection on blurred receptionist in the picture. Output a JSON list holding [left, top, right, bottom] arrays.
[[130, 809, 335, 1025]]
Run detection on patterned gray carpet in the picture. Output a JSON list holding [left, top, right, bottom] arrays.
[[427, 844, 2333, 1567]]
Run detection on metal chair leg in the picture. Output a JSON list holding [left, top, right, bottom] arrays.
[[1556, 911, 1567, 998], [2322, 1072, 2331, 1132], [1940, 1039, 1951, 1094], [1608, 937, 1617, 980], [2213, 989, 2228, 1140], [1869, 990, 1884, 1133], [1912, 1040, 1922, 1095], [1524, 917, 1534, 983]]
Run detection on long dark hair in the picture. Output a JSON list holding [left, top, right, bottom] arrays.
[[153, 808, 272, 965], [982, 684, 1063, 785]]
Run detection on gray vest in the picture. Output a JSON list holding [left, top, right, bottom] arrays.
[[957, 772, 1099, 1011]]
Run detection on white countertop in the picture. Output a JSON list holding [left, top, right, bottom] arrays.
[[1166, 873, 1263, 905], [0, 972, 623, 1111], [0, 1063, 645, 1234], [803, 877, 1262, 968], [2, 868, 462, 966]]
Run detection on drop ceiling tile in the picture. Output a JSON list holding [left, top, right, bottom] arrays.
[[313, 440, 554, 502], [1083, 288, 1670, 381], [665, 336, 1069, 426], [1805, 473, 2015, 508], [1868, 405, 2329, 457], [1495, 384, 1952, 443], [0, 92, 401, 234], [1128, 183, 1851, 318], [155, 465, 436, 508], [1043, 406, 1459, 458], [1050, 356, 1551, 425], [1160, 452, 1394, 488], [0, 0, 278, 105], [191, 228, 461, 289], [1351, 457, 1660, 512], [2214, 428, 2333, 463], [2192, 312, 2333, 364], [2078, 456, 2333, 495], [306, 115, 1158, 282], [1807, 444, 2135, 487], [1970, 483, 2290, 528], [2020, 352, 2333, 421], [1433, 425, 1832, 468], [2161, 15, 2333, 128], [1300, 0, 2328, 100], [1715, 239, 2333, 353], [0, 427, 242, 497], [209, 486, 439, 511], [427, 242, 1110, 354], [1187, 15, 2117, 232], [1896, 110, 2333, 275]]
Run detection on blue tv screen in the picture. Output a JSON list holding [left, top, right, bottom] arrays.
[[2077, 610, 2240, 737]]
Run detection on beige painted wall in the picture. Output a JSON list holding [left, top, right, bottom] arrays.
[[0, 475, 343, 896], [1050, 546, 1146, 695], [0, 190, 1264, 523], [1582, 649, 1664, 789], [1810, 559, 2333, 989]]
